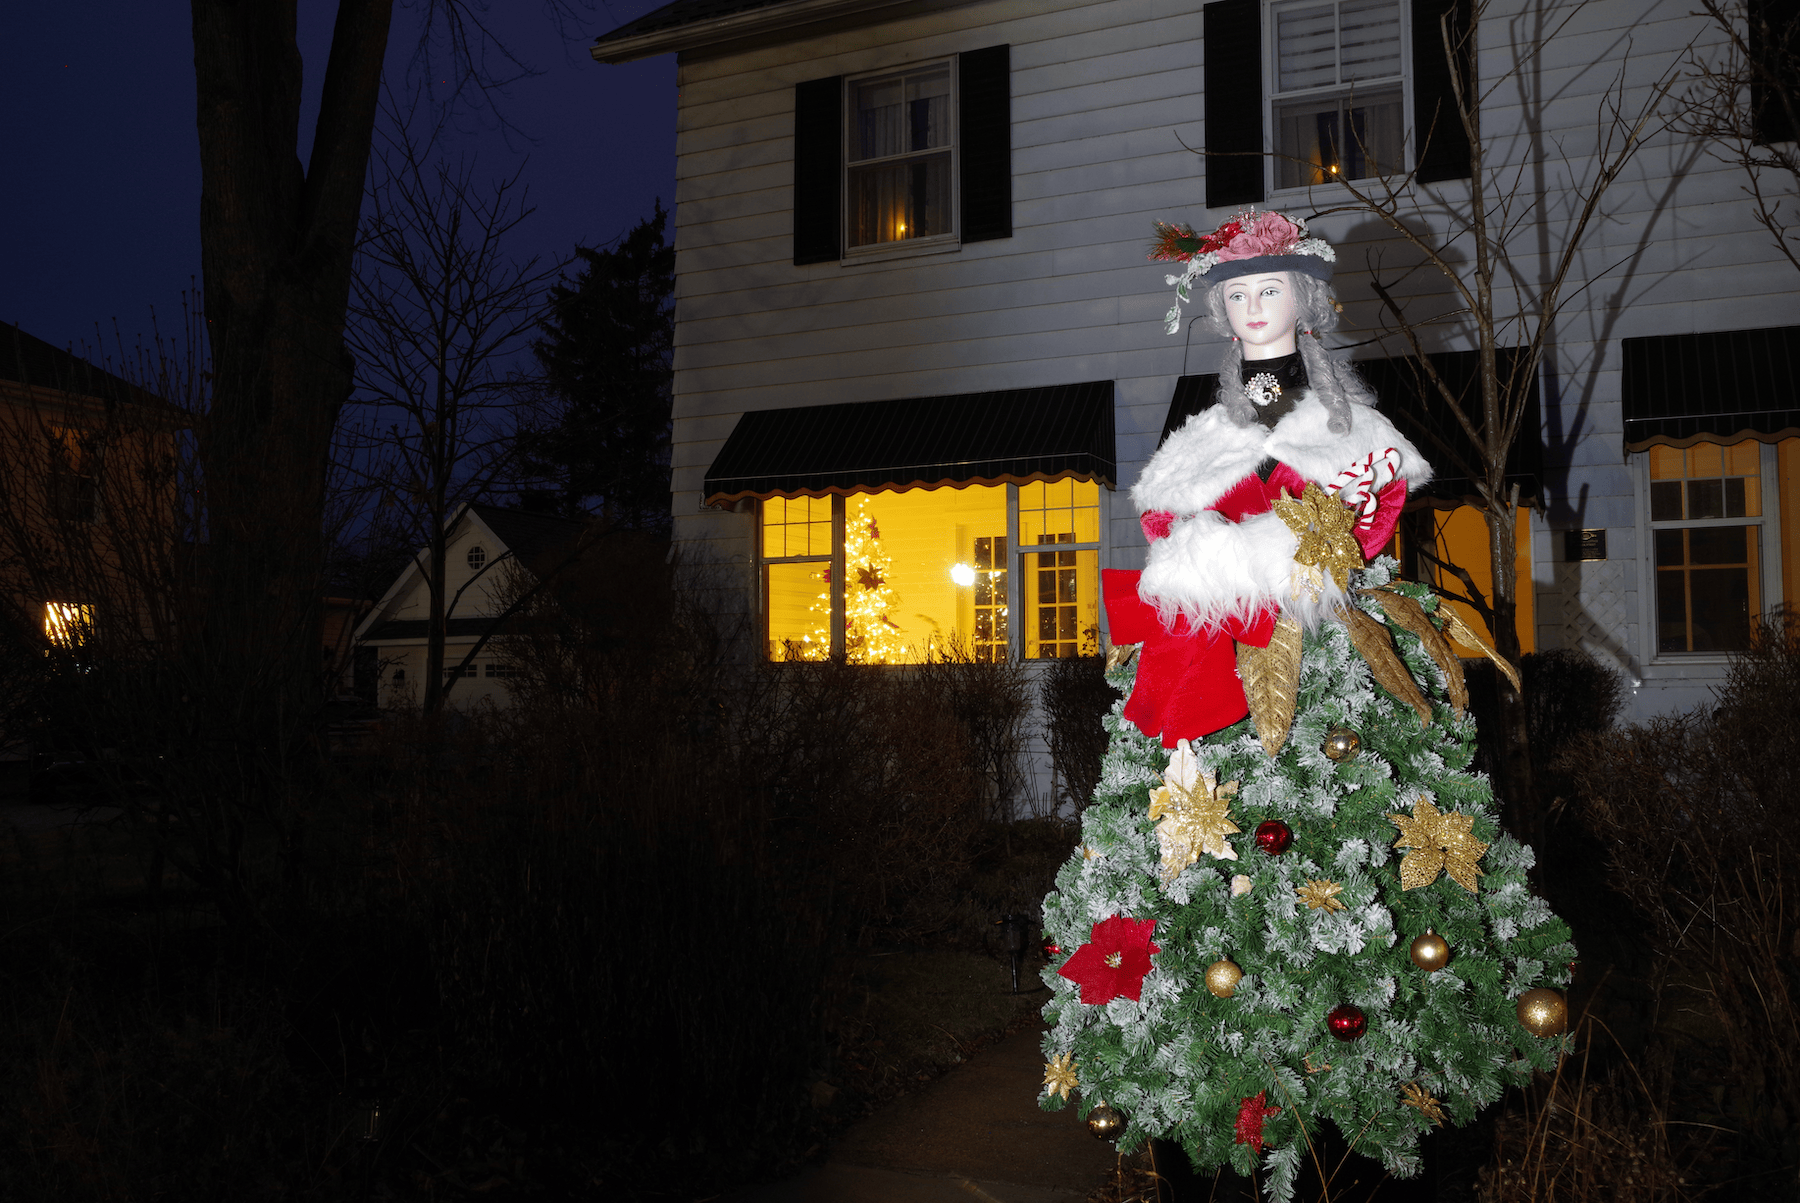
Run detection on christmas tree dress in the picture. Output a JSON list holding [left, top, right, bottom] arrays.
[[1036, 212, 1574, 1200]]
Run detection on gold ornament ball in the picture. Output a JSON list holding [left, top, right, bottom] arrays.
[[1410, 931, 1450, 973], [1086, 1103, 1126, 1141], [1517, 988, 1569, 1038], [1205, 959, 1244, 998], [1322, 727, 1362, 762]]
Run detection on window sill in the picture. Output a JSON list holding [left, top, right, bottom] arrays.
[[841, 236, 961, 267]]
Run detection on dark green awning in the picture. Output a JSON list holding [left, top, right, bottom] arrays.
[[1622, 325, 1800, 449], [703, 381, 1116, 505]]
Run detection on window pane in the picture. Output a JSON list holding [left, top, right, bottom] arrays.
[[1781, 438, 1800, 611], [1026, 547, 1098, 659], [1724, 475, 1748, 518], [1687, 478, 1724, 519], [767, 562, 830, 660], [843, 487, 1007, 663], [1275, 91, 1402, 186], [854, 76, 906, 159], [1650, 480, 1683, 521], [1654, 527, 1685, 567], [905, 68, 951, 151], [1277, 5, 1339, 91], [848, 154, 951, 247], [1019, 477, 1101, 545], [1688, 568, 1752, 651], [1688, 442, 1722, 477], [1656, 570, 1688, 653], [1340, 0, 1402, 79], [763, 494, 833, 558], [1689, 524, 1748, 566]]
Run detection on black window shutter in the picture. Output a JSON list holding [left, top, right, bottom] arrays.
[[1751, 0, 1800, 144], [793, 75, 842, 265], [1412, 0, 1472, 183], [1204, 0, 1264, 209], [959, 45, 1012, 242]]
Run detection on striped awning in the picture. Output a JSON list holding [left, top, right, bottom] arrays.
[[1621, 326, 1800, 450], [702, 380, 1116, 505]]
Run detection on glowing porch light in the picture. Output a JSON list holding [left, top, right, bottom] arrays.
[[949, 562, 976, 586]]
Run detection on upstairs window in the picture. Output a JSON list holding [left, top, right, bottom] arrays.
[[793, 45, 1012, 264], [847, 64, 953, 249], [47, 426, 102, 523], [1270, 0, 1406, 189], [467, 545, 487, 572]]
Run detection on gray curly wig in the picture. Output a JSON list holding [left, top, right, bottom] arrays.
[[1200, 272, 1377, 436]]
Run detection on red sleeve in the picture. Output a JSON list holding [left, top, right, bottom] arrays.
[[1103, 569, 1164, 644]]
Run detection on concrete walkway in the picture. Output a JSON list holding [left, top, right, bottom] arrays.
[[729, 1022, 1123, 1203]]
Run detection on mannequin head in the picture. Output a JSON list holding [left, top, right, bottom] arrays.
[[1219, 271, 1299, 360]]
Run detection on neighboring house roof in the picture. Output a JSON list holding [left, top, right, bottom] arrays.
[[0, 322, 161, 407], [591, 0, 934, 62], [353, 503, 588, 645]]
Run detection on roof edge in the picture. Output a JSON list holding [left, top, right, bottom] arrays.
[[590, 0, 920, 63]]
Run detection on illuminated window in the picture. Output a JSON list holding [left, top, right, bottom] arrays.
[[1647, 440, 1777, 654], [1270, 0, 1406, 190], [1395, 506, 1535, 656], [43, 601, 94, 648], [760, 480, 1102, 663], [846, 62, 954, 250]]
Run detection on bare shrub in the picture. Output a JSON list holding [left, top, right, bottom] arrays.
[[1565, 609, 1800, 1191], [1040, 654, 1113, 813]]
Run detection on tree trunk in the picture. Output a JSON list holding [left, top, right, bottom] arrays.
[[189, 0, 393, 914], [1485, 498, 1539, 852], [191, 0, 392, 740]]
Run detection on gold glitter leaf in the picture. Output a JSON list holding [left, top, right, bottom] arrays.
[[1339, 604, 1432, 727], [1388, 797, 1488, 893], [1105, 642, 1141, 672], [1236, 615, 1303, 758], [1366, 588, 1468, 717], [1296, 879, 1346, 912], [1436, 605, 1522, 693], [1148, 740, 1241, 882], [1274, 482, 1365, 589], [1401, 1082, 1445, 1126], [1044, 1052, 1079, 1100]]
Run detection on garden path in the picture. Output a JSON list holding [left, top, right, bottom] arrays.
[[727, 1021, 1120, 1202]]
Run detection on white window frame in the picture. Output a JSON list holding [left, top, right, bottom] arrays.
[[755, 482, 1111, 662], [840, 58, 961, 263], [1264, 0, 1413, 198], [1633, 440, 1787, 670]]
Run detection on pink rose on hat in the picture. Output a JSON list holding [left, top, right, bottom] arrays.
[[1213, 210, 1302, 263]]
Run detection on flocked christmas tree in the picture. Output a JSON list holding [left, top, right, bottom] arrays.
[[1037, 206, 1576, 1201], [1037, 557, 1575, 1198]]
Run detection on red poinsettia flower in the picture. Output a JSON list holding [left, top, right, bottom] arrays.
[[1233, 1091, 1281, 1154], [1056, 915, 1161, 1004]]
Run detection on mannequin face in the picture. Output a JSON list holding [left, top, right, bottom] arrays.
[[1221, 272, 1299, 360]]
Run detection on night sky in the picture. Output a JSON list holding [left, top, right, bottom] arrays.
[[1, 2, 678, 361]]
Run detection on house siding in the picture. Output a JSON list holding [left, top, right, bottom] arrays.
[[654, 0, 1800, 722]]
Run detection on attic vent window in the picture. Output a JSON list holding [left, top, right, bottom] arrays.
[[467, 546, 487, 571]]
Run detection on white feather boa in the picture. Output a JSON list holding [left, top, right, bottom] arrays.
[[1131, 392, 1431, 632]]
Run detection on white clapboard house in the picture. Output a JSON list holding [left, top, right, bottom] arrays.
[[592, 0, 1800, 723], [355, 504, 586, 709]]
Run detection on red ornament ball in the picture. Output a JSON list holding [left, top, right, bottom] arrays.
[[1254, 820, 1293, 855], [1327, 1003, 1367, 1041], [1042, 940, 1062, 958]]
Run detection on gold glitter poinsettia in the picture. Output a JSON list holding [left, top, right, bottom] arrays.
[[1274, 481, 1364, 589], [1044, 1052, 1079, 1100], [1388, 797, 1488, 893], [1148, 739, 1240, 881], [1296, 879, 1346, 912], [1401, 1082, 1445, 1126]]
